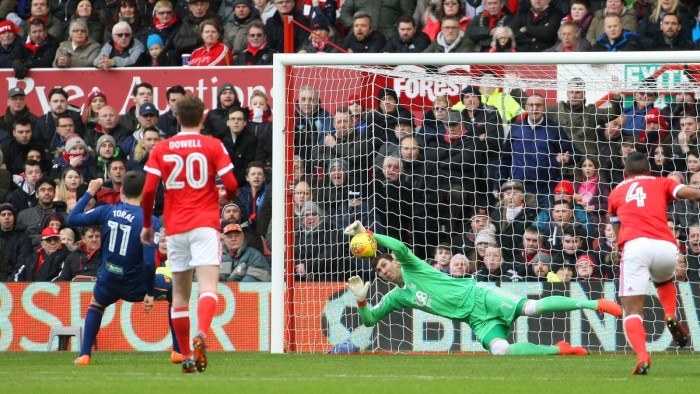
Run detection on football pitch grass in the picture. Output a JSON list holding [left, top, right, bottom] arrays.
[[1, 352, 698, 393]]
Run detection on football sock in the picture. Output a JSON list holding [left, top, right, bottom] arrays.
[[534, 296, 597, 315], [197, 291, 218, 337], [81, 304, 105, 356], [505, 343, 560, 356], [655, 281, 677, 318], [168, 305, 181, 353], [172, 306, 191, 357], [624, 315, 647, 357]]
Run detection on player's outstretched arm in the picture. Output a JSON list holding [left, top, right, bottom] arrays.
[[67, 178, 104, 227], [343, 221, 425, 267], [676, 185, 700, 202], [346, 276, 392, 327]]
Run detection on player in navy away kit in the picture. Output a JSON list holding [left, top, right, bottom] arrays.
[[68, 173, 165, 365]]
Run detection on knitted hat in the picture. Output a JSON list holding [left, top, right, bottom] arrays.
[[0, 20, 16, 35], [87, 87, 107, 104], [644, 108, 669, 130], [460, 85, 481, 101], [470, 207, 490, 220], [96, 134, 116, 151], [576, 254, 596, 267], [310, 15, 330, 31], [327, 158, 348, 173], [530, 252, 552, 265], [146, 34, 164, 49], [220, 203, 241, 218], [474, 229, 497, 245], [231, 0, 252, 9], [377, 87, 398, 102], [553, 180, 575, 196], [0, 203, 16, 216], [219, 83, 235, 95], [65, 133, 87, 152]]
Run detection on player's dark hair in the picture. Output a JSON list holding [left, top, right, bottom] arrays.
[[370, 253, 393, 270], [122, 171, 145, 198], [624, 151, 651, 175], [175, 94, 205, 127]]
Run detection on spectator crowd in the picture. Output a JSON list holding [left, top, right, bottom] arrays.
[[0, 0, 698, 285]]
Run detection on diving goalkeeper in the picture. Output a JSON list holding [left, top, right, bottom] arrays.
[[344, 221, 623, 356]]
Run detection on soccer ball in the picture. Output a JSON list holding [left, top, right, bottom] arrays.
[[350, 233, 377, 258]]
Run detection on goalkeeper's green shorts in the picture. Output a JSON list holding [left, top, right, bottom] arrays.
[[468, 284, 527, 349]]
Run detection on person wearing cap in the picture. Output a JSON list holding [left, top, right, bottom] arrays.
[[121, 102, 163, 158], [500, 93, 577, 209], [83, 87, 107, 129], [467, 0, 515, 52], [172, 0, 221, 60], [234, 20, 276, 65], [0, 118, 43, 175], [369, 86, 412, 151], [33, 87, 86, 154], [55, 225, 102, 281], [0, 202, 33, 281], [298, 14, 340, 54], [115, 82, 153, 135], [637, 108, 673, 152], [382, 15, 430, 53], [0, 87, 38, 142], [546, 76, 622, 161], [491, 179, 538, 262], [222, 0, 260, 55], [574, 253, 600, 282], [13, 225, 69, 281], [265, 0, 309, 52], [10, 18, 59, 79], [344, 221, 622, 357], [202, 83, 241, 139], [144, 33, 167, 66], [0, 19, 20, 69], [220, 222, 270, 282], [50, 132, 98, 181], [188, 18, 233, 67], [424, 109, 488, 220]]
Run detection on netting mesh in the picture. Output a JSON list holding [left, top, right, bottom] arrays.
[[281, 61, 700, 353]]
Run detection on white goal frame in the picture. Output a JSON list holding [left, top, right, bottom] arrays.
[[270, 51, 700, 354]]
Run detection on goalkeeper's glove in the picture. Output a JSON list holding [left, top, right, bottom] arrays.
[[344, 220, 366, 237], [346, 275, 370, 305]]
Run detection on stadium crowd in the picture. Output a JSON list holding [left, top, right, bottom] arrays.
[[0, 0, 699, 284]]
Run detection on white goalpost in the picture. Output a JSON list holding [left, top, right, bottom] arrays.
[[271, 52, 700, 355]]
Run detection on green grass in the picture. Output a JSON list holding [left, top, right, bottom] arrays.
[[0, 352, 697, 393]]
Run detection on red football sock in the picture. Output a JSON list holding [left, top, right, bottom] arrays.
[[624, 315, 647, 357], [656, 281, 677, 318], [197, 292, 218, 337], [171, 306, 191, 358]]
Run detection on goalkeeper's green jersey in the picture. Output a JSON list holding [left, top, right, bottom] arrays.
[[359, 233, 479, 325]]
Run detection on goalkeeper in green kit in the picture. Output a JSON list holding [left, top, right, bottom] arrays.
[[344, 221, 623, 356]]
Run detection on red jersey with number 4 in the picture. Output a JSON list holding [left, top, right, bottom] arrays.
[[608, 175, 683, 248], [144, 132, 233, 235]]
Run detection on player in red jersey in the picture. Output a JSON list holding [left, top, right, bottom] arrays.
[[608, 152, 699, 375], [140, 94, 238, 373]]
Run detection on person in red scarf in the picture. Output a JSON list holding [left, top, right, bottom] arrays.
[[18, 0, 64, 41], [11, 18, 58, 79], [467, 0, 514, 51], [234, 20, 276, 65], [188, 18, 233, 66], [50, 133, 98, 181], [140, 0, 181, 54]]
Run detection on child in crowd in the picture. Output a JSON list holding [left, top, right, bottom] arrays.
[[146, 34, 167, 67], [431, 243, 453, 273]]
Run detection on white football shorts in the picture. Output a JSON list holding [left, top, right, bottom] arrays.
[[167, 227, 222, 273], [619, 238, 678, 297]]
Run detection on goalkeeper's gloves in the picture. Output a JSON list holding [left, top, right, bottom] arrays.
[[346, 275, 370, 306], [344, 220, 366, 237]]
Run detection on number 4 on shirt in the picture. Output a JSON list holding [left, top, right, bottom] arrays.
[[625, 182, 647, 207]]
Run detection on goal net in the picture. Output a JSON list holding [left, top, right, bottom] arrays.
[[270, 52, 700, 354]]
